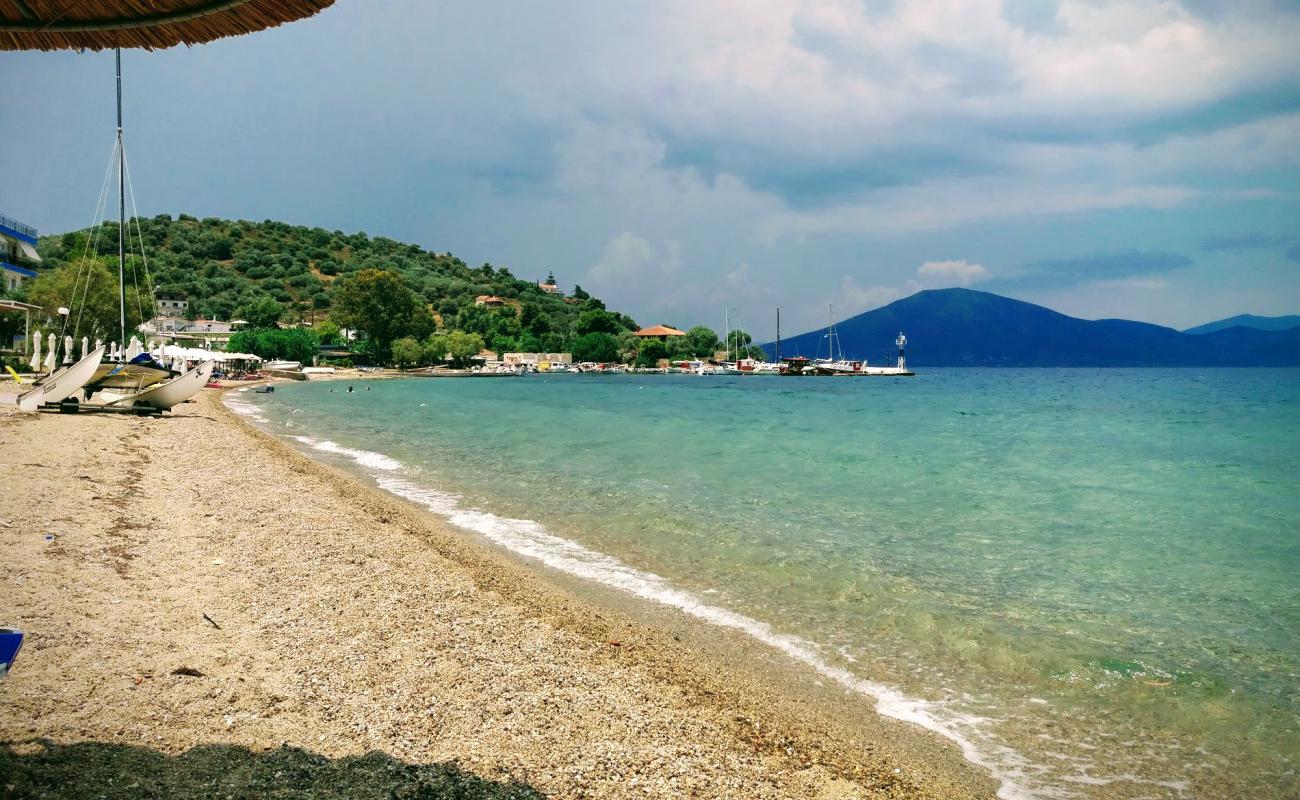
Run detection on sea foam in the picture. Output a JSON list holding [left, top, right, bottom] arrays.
[[370, 470, 1039, 800]]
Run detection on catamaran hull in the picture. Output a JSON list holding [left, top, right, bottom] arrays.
[[15, 345, 108, 409], [106, 360, 214, 411]]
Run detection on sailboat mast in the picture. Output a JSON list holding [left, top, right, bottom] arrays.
[[826, 304, 833, 360], [115, 47, 126, 348], [775, 307, 781, 361], [725, 307, 731, 362]]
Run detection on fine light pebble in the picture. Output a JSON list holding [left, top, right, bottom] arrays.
[[0, 384, 995, 799]]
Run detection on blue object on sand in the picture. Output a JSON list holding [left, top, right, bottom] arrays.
[[0, 628, 24, 677]]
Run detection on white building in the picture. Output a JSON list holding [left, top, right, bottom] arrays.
[[503, 352, 572, 366], [155, 291, 188, 317]]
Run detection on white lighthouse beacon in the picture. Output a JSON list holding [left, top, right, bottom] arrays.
[[895, 332, 908, 371]]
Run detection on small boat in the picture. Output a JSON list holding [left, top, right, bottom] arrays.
[[265, 360, 302, 371], [85, 345, 175, 392], [50, 54, 217, 415], [813, 358, 865, 376], [103, 360, 215, 412], [16, 345, 107, 411]]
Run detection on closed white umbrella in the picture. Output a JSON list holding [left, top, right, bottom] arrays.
[[43, 334, 57, 373], [63, 335, 74, 364], [81, 337, 89, 361], [29, 330, 41, 372]]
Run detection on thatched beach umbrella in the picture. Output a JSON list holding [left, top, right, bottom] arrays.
[[0, 1, 335, 51]]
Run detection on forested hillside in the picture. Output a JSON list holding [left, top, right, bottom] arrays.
[[34, 214, 637, 357]]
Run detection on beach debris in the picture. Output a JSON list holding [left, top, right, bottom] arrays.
[[202, 613, 223, 630], [171, 666, 205, 677], [43, 534, 54, 541], [211, 558, 224, 566], [0, 518, 11, 528]]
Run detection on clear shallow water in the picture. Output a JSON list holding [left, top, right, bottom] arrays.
[[230, 370, 1300, 799]]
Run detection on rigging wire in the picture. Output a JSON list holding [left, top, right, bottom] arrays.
[[64, 137, 119, 348], [121, 144, 154, 336]]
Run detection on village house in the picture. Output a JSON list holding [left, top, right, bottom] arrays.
[[633, 324, 687, 341], [155, 291, 188, 317]]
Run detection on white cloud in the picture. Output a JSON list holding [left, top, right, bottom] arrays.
[[916, 259, 990, 287], [553, 0, 1300, 161], [589, 232, 654, 281], [838, 275, 903, 316]]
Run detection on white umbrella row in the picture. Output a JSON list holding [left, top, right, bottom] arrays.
[[158, 344, 263, 364]]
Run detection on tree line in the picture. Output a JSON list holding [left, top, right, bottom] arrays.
[[13, 215, 764, 368]]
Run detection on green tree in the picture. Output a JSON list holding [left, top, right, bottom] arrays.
[[314, 320, 342, 345], [235, 297, 284, 329], [391, 336, 424, 368], [26, 259, 146, 344], [574, 308, 621, 336], [445, 330, 485, 367], [330, 269, 432, 362], [684, 325, 721, 357], [571, 332, 620, 363], [227, 328, 318, 363], [724, 329, 764, 359], [422, 332, 449, 365], [616, 330, 639, 363], [635, 338, 668, 367]]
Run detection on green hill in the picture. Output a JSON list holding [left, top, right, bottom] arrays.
[[34, 214, 636, 356]]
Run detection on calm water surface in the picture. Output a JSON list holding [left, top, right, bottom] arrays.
[[232, 369, 1300, 799]]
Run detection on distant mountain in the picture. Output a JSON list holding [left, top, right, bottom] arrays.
[[764, 288, 1300, 367], [1183, 314, 1300, 335]]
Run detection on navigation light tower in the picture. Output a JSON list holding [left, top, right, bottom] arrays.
[[895, 332, 907, 371]]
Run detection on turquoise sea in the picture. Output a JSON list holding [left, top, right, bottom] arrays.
[[229, 369, 1300, 799]]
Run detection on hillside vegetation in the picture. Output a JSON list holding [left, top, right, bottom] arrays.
[[34, 214, 638, 358]]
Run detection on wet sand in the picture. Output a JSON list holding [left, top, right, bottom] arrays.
[[0, 386, 996, 799]]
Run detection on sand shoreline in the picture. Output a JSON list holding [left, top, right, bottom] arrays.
[[0, 385, 995, 799]]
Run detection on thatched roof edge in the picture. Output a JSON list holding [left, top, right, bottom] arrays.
[[0, 0, 336, 51]]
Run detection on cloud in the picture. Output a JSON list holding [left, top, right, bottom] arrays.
[[916, 259, 990, 287], [4, 0, 1300, 337], [990, 250, 1193, 290], [588, 232, 659, 283], [835, 259, 988, 318], [838, 276, 902, 316], [762, 180, 1200, 239], [1202, 233, 1290, 252]]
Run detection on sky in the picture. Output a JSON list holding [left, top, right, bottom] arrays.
[[2, 0, 1298, 337]]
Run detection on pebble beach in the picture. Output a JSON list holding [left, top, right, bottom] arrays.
[[0, 384, 995, 799]]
